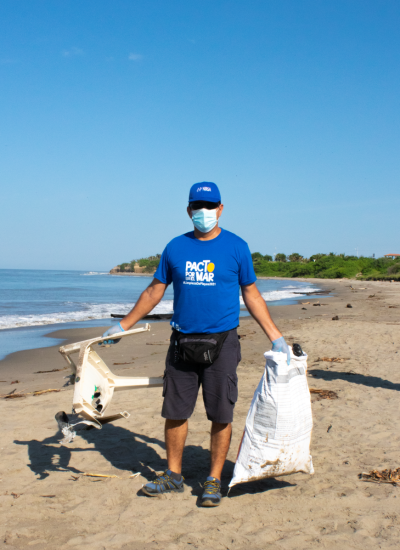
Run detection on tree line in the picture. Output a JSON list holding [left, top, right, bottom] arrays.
[[115, 252, 400, 280], [251, 252, 400, 280]]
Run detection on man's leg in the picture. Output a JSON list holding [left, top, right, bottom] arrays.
[[209, 422, 232, 480], [165, 418, 188, 474], [141, 419, 187, 497], [199, 329, 240, 506]]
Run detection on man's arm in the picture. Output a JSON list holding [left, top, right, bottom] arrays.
[[119, 278, 168, 330], [241, 283, 282, 342]]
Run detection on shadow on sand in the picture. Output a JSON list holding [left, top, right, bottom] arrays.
[[309, 368, 400, 392], [15, 422, 295, 498]]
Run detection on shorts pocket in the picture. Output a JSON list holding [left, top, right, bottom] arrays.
[[237, 340, 242, 364], [162, 371, 168, 397], [227, 374, 238, 404]]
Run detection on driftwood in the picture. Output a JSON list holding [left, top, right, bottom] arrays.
[[316, 357, 348, 363], [310, 389, 339, 400], [111, 313, 173, 320], [83, 473, 121, 479], [359, 468, 400, 485], [1, 389, 61, 399], [35, 368, 68, 374]]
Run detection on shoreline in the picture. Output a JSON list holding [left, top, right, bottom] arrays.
[[109, 272, 154, 277], [0, 278, 330, 338], [0, 277, 386, 374]]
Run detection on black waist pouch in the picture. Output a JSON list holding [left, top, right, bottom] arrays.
[[173, 330, 230, 365]]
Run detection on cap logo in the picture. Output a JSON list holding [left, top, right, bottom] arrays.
[[197, 186, 211, 192]]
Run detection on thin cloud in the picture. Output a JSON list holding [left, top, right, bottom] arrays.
[[128, 53, 143, 61], [62, 47, 84, 57]]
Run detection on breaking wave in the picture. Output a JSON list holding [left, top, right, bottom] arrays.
[[239, 286, 320, 305], [0, 284, 321, 330], [0, 300, 175, 330]]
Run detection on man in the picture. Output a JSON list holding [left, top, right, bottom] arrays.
[[102, 182, 290, 507]]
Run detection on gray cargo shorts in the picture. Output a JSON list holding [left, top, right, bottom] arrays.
[[161, 328, 241, 424]]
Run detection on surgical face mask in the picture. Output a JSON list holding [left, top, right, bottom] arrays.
[[191, 208, 218, 233]]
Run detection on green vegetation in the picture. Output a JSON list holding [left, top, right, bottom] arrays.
[[117, 254, 161, 273], [275, 253, 287, 262], [117, 251, 400, 280], [251, 253, 400, 280]]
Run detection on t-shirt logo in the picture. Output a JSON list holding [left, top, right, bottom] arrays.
[[185, 260, 216, 286]]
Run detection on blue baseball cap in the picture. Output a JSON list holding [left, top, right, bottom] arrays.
[[188, 182, 221, 204]]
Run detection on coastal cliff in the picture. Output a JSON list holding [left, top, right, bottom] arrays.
[[110, 255, 160, 275]]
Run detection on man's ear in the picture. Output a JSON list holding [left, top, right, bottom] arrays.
[[217, 204, 224, 219]]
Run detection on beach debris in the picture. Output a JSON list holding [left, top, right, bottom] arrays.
[[313, 303, 321, 307], [359, 468, 400, 485], [146, 341, 170, 345], [292, 343, 305, 357], [70, 475, 80, 481], [35, 368, 67, 373], [368, 294, 376, 298], [32, 389, 61, 396], [113, 361, 135, 365], [346, 304, 353, 308], [316, 357, 347, 363], [327, 424, 333, 433], [55, 411, 102, 445], [2, 387, 62, 400], [301, 307, 307, 310], [10, 380, 19, 384], [129, 472, 141, 479], [83, 473, 121, 479], [389, 305, 398, 308], [41, 495, 56, 498], [310, 389, 339, 400], [301, 302, 311, 305], [332, 315, 339, 320], [1, 388, 27, 399], [237, 331, 256, 339], [11, 492, 22, 499]]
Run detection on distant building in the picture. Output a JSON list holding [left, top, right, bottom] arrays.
[[384, 254, 400, 259]]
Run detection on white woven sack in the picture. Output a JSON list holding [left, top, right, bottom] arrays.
[[229, 347, 314, 488]]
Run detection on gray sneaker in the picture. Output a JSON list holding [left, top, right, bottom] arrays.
[[142, 470, 184, 497], [199, 477, 222, 507]]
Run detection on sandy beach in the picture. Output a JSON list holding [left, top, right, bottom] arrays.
[[1, 279, 399, 549]]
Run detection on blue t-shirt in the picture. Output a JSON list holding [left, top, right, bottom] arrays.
[[154, 228, 257, 334]]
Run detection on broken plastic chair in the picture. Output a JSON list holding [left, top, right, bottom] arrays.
[[57, 323, 163, 439]]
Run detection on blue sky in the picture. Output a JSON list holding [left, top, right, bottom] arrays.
[[1, 0, 399, 270]]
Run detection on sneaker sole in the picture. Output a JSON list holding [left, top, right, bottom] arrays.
[[199, 498, 221, 507], [142, 486, 184, 497]]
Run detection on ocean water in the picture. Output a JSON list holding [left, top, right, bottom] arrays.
[[0, 269, 324, 360]]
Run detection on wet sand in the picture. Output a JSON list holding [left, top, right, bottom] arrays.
[[1, 279, 399, 549]]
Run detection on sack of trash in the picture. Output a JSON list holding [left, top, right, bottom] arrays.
[[229, 347, 314, 488]]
